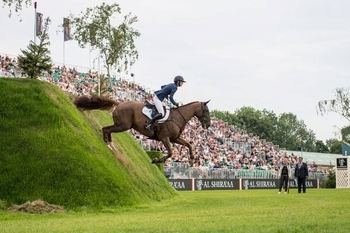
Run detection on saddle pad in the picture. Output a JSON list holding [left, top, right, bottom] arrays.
[[142, 105, 170, 123]]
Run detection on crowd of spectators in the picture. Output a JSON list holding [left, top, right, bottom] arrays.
[[1, 53, 330, 179], [0, 55, 17, 77]]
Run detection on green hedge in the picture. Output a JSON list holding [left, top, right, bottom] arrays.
[[146, 151, 164, 173]]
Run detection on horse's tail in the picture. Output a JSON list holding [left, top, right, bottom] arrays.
[[74, 95, 119, 111]]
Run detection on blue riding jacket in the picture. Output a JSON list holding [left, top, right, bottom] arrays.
[[154, 83, 179, 106]]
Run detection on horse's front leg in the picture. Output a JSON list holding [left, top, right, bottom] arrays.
[[152, 137, 172, 164], [172, 137, 194, 166]]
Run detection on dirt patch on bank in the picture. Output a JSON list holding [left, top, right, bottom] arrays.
[[8, 200, 65, 214], [108, 143, 129, 165]]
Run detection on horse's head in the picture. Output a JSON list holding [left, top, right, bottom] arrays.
[[196, 100, 211, 129]]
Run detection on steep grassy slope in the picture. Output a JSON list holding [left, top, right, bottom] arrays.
[[0, 78, 176, 209]]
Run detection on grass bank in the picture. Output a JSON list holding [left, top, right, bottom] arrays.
[[0, 78, 176, 210]]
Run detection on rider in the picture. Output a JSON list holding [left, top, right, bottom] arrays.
[[145, 75, 186, 129]]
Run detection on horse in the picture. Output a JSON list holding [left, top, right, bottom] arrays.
[[74, 95, 211, 164]]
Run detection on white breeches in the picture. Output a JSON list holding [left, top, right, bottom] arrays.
[[153, 95, 164, 116]]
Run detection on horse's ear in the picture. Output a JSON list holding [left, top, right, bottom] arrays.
[[204, 100, 211, 105]]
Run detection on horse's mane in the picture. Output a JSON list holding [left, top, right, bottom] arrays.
[[180, 101, 200, 107]]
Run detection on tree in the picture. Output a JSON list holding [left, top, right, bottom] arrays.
[[211, 107, 317, 151], [17, 17, 53, 79], [318, 88, 350, 122], [275, 113, 316, 151], [260, 109, 279, 141], [326, 138, 342, 154], [92, 74, 112, 97], [325, 169, 336, 188], [318, 87, 350, 143], [69, 3, 140, 78], [234, 107, 276, 141], [315, 140, 329, 153], [329, 141, 342, 154], [2, 0, 31, 17], [211, 110, 239, 126]]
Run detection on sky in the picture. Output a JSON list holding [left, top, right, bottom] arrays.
[[1, 0, 350, 142]]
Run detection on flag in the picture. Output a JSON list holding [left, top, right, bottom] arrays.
[[36, 12, 43, 36], [63, 18, 72, 41]]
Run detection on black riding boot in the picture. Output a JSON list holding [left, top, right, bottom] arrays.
[[145, 113, 163, 129]]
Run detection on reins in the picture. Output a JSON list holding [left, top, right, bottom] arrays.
[[168, 107, 186, 133], [169, 102, 203, 133]]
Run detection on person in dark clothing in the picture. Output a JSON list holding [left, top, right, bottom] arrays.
[[278, 159, 291, 194], [145, 76, 186, 129], [294, 157, 309, 193]]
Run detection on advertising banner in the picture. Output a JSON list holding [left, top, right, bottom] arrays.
[[168, 179, 318, 191], [168, 179, 192, 191], [194, 179, 240, 190]]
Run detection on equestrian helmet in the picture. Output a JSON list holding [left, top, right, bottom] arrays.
[[174, 75, 186, 83]]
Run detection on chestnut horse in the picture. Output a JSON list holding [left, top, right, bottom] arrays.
[[74, 96, 211, 164]]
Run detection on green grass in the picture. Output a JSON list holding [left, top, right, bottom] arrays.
[[0, 78, 176, 210], [0, 189, 349, 233], [1, 78, 348, 232]]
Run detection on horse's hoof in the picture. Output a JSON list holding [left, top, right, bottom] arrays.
[[110, 143, 116, 150]]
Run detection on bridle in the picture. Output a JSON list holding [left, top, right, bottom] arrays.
[[168, 102, 210, 133], [196, 102, 210, 128]]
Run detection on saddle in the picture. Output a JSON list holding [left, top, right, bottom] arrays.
[[142, 100, 170, 123]]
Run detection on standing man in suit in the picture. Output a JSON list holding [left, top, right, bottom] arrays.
[[294, 157, 309, 193]]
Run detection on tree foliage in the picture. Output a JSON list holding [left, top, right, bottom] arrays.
[[17, 17, 53, 79], [69, 3, 140, 77], [318, 88, 350, 122], [315, 140, 329, 153], [276, 113, 316, 151], [325, 169, 336, 188], [92, 74, 111, 97], [212, 107, 317, 151], [326, 138, 342, 154], [318, 87, 350, 143], [2, 0, 31, 17], [211, 110, 239, 126]]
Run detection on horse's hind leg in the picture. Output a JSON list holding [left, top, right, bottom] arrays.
[[102, 121, 130, 142], [102, 124, 124, 143], [102, 126, 112, 142]]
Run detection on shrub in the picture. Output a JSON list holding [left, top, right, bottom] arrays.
[[325, 169, 336, 188], [0, 199, 7, 210]]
